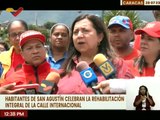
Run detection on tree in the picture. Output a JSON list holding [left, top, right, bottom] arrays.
[[28, 21, 57, 45], [0, 27, 9, 41], [28, 24, 39, 31], [43, 21, 56, 29], [28, 24, 50, 45], [103, 10, 143, 30]]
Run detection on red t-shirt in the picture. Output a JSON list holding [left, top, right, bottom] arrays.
[[125, 60, 155, 77], [122, 48, 141, 60], [140, 67, 155, 76]]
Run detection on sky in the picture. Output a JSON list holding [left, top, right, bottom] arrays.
[[0, 10, 155, 27]]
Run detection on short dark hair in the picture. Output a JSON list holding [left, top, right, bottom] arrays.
[[7, 19, 28, 32], [0, 41, 9, 50]]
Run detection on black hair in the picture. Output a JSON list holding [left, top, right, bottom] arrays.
[[0, 41, 9, 50], [7, 19, 28, 32], [50, 23, 70, 36], [138, 85, 148, 96], [49, 23, 71, 52]]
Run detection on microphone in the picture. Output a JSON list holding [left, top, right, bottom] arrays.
[[76, 61, 102, 94], [38, 72, 60, 94], [93, 53, 116, 79]]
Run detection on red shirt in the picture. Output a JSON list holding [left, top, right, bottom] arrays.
[[5, 50, 24, 78], [122, 48, 141, 61], [139, 67, 155, 76], [57, 56, 134, 94], [125, 60, 155, 77], [2, 61, 58, 86]]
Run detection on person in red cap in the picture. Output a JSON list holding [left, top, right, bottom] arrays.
[[127, 21, 160, 76], [0, 30, 59, 89], [131, 11, 160, 77]]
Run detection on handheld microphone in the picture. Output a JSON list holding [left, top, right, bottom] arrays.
[[76, 61, 102, 94], [38, 72, 60, 94], [93, 53, 116, 79]]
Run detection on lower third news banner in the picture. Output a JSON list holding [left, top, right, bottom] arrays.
[[0, 94, 126, 110]]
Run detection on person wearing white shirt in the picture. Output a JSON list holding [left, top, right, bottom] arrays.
[[154, 59, 160, 77]]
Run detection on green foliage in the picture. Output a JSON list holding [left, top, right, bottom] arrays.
[[0, 28, 7, 38], [0, 28, 10, 46], [28, 24, 50, 45], [28, 20, 57, 45], [43, 21, 56, 29], [0, 21, 56, 46], [28, 24, 38, 30], [103, 10, 143, 30]]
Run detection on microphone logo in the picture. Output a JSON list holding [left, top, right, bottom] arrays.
[[83, 70, 92, 78], [93, 53, 116, 79], [99, 61, 114, 76], [38, 80, 54, 94], [38, 72, 60, 94], [40, 82, 53, 92], [76, 61, 102, 94], [80, 67, 97, 86]]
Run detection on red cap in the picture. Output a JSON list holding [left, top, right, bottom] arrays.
[[20, 30, 46, 47], [135, 21, 160, 38]]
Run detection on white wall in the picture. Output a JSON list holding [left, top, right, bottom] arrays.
[[126, 77, 160, 110]]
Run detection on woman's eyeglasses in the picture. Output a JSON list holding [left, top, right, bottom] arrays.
[[9, 31, 25, 38]]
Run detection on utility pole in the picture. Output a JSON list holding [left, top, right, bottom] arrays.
[[35, 11, 38, 26], [102, 10, 105, 22], [78, 10, 82, 14]]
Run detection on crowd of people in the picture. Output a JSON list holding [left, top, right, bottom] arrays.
[[0, 11, 160, 110]]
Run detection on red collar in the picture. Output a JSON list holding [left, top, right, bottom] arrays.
[[22, 61, 51, 75]]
